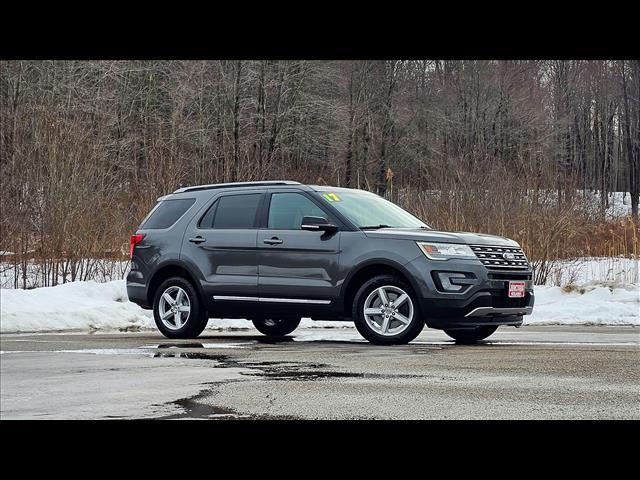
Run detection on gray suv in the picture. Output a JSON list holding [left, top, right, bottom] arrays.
[[127, 181, 534, 344]]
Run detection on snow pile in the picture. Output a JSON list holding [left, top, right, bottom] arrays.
[[1, 279, 638, 334], [0, 280, 154, 333], [526, 283, 639, 326], [0, 280, 352, 333]]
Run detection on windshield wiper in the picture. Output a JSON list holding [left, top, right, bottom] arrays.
[[360, 224, 394, 230]]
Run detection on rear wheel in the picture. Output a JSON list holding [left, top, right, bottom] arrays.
[[153, 277, 208, 339], [353, 275, 424, 345], [444, 325, 498, 344], [252, 317, 301, 337]]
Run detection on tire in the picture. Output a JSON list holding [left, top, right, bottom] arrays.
[[153, 276, 208, 339], [444, 325, 498, 344], [252, 317, 301, 337], [352, 275, 424, 345]]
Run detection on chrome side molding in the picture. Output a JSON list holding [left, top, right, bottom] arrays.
[[212, 295, 258, 302], [260, 297, 331, 304], [213, 295, 331, 305]]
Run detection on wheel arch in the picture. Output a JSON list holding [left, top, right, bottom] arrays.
[[341, 259, 421, 318], [146, 262, 203, 307]]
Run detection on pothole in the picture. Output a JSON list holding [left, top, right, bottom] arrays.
[[157, 383, 298, 420]]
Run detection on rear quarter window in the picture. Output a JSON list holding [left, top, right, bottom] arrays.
[[142, 198, 196, 229]]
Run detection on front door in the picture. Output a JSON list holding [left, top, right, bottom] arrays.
[[257, 191, 341, 309]]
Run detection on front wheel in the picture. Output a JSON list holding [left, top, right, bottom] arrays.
[[252, 317, 301, 337], [352, 275, 424, 345], [444, 325, 498, 344]]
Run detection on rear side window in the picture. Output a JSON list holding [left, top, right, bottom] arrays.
[[142, 198, 195, 229], [211, 194, 262, 229]]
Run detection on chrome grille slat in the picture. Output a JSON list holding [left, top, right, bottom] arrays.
[[471, 245, 530, 270]]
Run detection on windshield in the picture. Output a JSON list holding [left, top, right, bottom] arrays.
[[315, 189, 430, 229]]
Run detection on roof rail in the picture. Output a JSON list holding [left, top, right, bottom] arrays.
[[173, 180, 302, 194]]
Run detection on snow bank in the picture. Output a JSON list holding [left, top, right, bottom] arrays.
[[0, 280, 154, 333], [1, 280, 638, 334], [525, 283, 639, 326], [0, 280, 352, 333]]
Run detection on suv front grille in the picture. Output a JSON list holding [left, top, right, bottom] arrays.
[[471, 245, 530, 270]]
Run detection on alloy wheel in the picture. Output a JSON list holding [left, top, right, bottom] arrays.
[[363, 285, 414, 336], [158, 286, 191, 330]]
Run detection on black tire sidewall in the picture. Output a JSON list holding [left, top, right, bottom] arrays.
[[443, 325, 498, 344], [352, 275, 424, 345], [252, 317, 301, 336], [153, 276, 207, 339]]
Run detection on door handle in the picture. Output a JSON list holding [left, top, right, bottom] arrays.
[[263, 237, 283, 245], [189, 236, 206, 244]]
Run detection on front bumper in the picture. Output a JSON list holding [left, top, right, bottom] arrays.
[[403, 255, 535, 329], [423, 290, 534, 328], [465, 306, 533, 317]]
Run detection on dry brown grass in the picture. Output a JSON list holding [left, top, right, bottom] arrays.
[[2, 176, 638, 287], [395, 185, 639, 285]]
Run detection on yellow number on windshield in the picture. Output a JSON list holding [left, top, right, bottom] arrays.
[[323, 192, 341, 202]]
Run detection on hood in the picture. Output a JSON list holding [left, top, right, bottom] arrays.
[[363, 228, 519, 247]]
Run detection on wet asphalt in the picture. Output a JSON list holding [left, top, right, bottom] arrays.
[[1, 325, 639, 420]]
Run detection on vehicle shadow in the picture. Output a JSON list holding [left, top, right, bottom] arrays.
[[196, 335, 295, 344], [155, 334, 502, 348]]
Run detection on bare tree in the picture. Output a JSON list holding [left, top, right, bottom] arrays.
[[1, 60, 637, 288]]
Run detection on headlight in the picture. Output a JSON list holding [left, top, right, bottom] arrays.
[[417, 242, 476, 260]]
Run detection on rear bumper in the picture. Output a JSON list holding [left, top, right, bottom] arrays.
[[126, 269, 151, 309]]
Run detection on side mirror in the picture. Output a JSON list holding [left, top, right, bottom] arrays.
[[301, 216, 338, 232]]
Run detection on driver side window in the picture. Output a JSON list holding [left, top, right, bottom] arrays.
[[268, 193, 326, 230]]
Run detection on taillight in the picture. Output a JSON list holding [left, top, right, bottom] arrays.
[[129, 234, 145, 259]]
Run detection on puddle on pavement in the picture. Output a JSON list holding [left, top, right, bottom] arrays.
[[150, 348, 433, 382], [159, 384, 298, 420], [163, 396, 250, 419], [243, 369, 364, 380], [153, 351, 227, 360], [143, 342, 254, 350], [156, 343, 206, 349], [58, 348, 157, 356], [148, 346, 364, 381], [255, 336, 295, 344], [238, 364, 435, 381]]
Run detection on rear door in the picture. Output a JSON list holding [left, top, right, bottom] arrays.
[[257, 191, 342, 307], [181, 191, 264, 310]]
